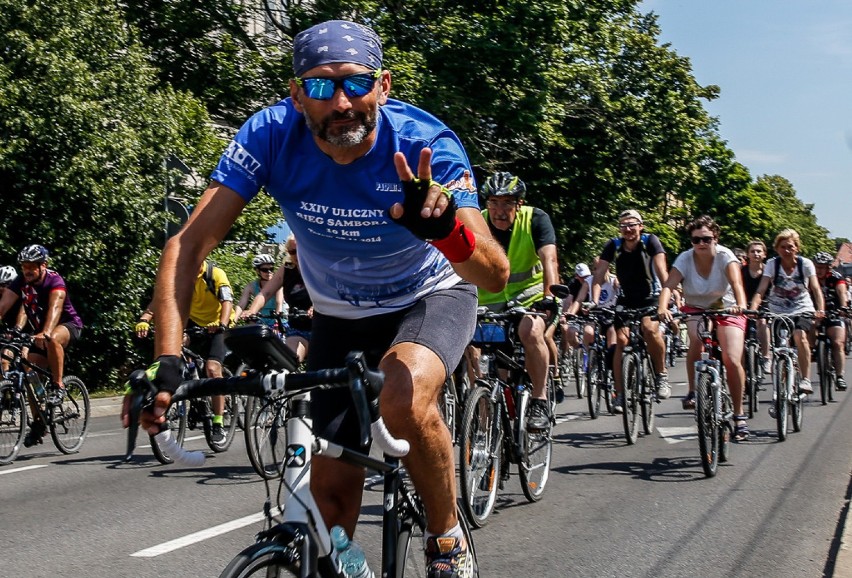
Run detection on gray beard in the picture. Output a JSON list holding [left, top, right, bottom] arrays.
[[304, 107, 378, 147]]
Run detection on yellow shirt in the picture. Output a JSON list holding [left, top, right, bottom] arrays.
[[189, 265, 235, 326]]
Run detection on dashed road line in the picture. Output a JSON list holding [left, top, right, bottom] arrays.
[[131, 511, 267, 557], [656, 426, 698, 444], [0, 464, 49, 475]]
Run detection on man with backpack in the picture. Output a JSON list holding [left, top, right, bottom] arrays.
[[133, 260, 235, 443], [749, 229, 825, 395], [592, 209, 670, 412]]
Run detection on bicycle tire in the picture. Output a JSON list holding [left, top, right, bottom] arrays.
[[603, 370, 615, 415], [150, 399, 188, 464], [586, 349, 601, 419], [244, 394, 287, 480], [219, 540, 300, 577], [458, 384, 500, 528], [817, 340, 829, 406], [397, 503, 479, 578], [572, 347, 585, 398], [49, 376, 90, 454], [745, 341, 760, 419], [621, 354, 640, 445], [718, 388, 732, 464], [518, 389, 552, 503], [695, 372, 719, 477], [0, 380, 25, 464], [774, 358, 789, 441], [438, 373, 458, 444], [791, 364, 804, 433], [640, 355, 655, 435]]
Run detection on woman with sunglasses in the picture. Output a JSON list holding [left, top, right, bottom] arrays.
[[657, 215, 750, 439], [234, 253, 284, 326]]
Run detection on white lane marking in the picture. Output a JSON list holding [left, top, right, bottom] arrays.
[[0, 464, 49, 475], [131, 511, 267, 557], [657, 426, 698, 444], [86, 431, 123, 438], [137, 434, 205, 450]]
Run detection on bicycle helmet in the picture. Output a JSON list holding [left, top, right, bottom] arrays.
[[480, 172, 526, 200], [0, 266, 17, 284], [17, 244, 48, 264], [813, 251, 834, 265], [252, 253, 275, 268]]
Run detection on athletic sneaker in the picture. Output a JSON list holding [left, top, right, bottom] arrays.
[[682, 391, 696, 410], [612, 392, 624, 414], [836, 376, 847, 391], [655, 373, 671, 400], [24, 421, 46, 447], [526, 399, 550, 431], [798, 378, 813, 395], [425, 534, 475, 578], [210, 423, 226, 445], [45, 384, 66, 407]]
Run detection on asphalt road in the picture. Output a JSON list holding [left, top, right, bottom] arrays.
[[2, 357, 851, 577]]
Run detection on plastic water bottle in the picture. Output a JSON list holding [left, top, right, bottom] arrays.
[[330, 525, 374, 578], [26, 371, 45, 399]]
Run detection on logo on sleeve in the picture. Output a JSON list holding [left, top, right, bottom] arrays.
[[224, 141, 261, 175]]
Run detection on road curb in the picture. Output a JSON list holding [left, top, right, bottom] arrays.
[[90, 395, 123, 419]]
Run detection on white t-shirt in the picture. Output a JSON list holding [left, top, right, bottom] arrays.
[[672, 245, 738, 310], [584, 274, 618, 308], [763, 256, 816, 314]]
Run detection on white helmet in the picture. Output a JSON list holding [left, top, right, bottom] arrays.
[[252, 254, 275, 268], [0, 265, 17, 284]]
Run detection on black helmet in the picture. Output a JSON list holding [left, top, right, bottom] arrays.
[[813, 251, 834, 265], [480, 172, 526, 200], [17, 244, 49, 264]]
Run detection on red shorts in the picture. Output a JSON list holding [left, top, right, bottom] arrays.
[[681, 306, 747, 332]]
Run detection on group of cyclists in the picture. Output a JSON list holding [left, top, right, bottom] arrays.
[[3, 18, 850, 578]]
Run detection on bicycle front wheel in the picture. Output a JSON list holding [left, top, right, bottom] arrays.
[[695, 372, 719, 477], [49, 376, 90, 454], [519, 390, 552, 502], [219, 540, 300, 577], [151, 399, 188, 464], [791, 367, 804, 433], [745, 341, 760, 418], [0, 381, 25, 464], [774, 358, 789, 441], [244, 394, 288, 480], [640, 356, 655, 435], [586, 349, 601, 419], [459, 384, 501, 528], [572, 347, 585, 398], [621, 354, 640, 445]]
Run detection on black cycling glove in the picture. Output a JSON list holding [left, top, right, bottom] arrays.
[[391, 177, 457, 241], [145, 354, 184, 394]]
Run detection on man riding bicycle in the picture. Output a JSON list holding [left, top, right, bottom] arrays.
[[0, 244, 84, 446], [134, 260, 235, 444], [475, 171, 560, 430], [135, 20, 508, 578], [812, 251, 847, 390], [593, 209, 669, 413]]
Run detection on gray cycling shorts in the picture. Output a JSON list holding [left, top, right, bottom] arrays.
[[307, 281, 478, 450]]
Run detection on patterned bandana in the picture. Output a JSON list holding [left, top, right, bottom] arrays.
[[292, 20, 383, 77]]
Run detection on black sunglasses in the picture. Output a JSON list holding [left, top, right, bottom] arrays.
[[257, 267, 274, 273], [691, 236, 714, 245]]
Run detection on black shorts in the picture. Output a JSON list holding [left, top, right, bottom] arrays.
[[613, 297, 657, 330], [308, 282, 478, 450], [186, 321, 227, 364], [28, 322, 82, 356]]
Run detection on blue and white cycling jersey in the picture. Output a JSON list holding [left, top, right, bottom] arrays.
[[211, 98, 478, 319]]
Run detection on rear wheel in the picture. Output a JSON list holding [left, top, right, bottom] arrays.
[[0, 381, 25, 464], [621, 354, 640, 445], [586, 349, 602, 419], [151, 399, 188, 464], [817, 340, 830, 405], [745, 341, 760, 418], [519, 388, 552, 502], [244, 394, 288, 480], [791, 365, 804, 433], [459, 384, 500, 528], [572, 347, 585, 398], [49, 376, 90, 454], [438, 374, 459, 444], [695, 372, 719, 477]]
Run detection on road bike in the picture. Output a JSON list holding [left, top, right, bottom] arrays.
[[127, 323, 479, 577], [459, 306, 553, 528], [743, 315, 765, 418], [617, 306, 659, 445], [682, 310, 737, 478], [764, 313, 807, 441], [0, 328, 90, 464], [125, 327, 239, 464]]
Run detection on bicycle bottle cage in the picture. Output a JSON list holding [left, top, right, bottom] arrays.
[[225, 324, 299, 372]]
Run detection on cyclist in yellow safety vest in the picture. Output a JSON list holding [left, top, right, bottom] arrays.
[[476, 172, 560, 430]]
